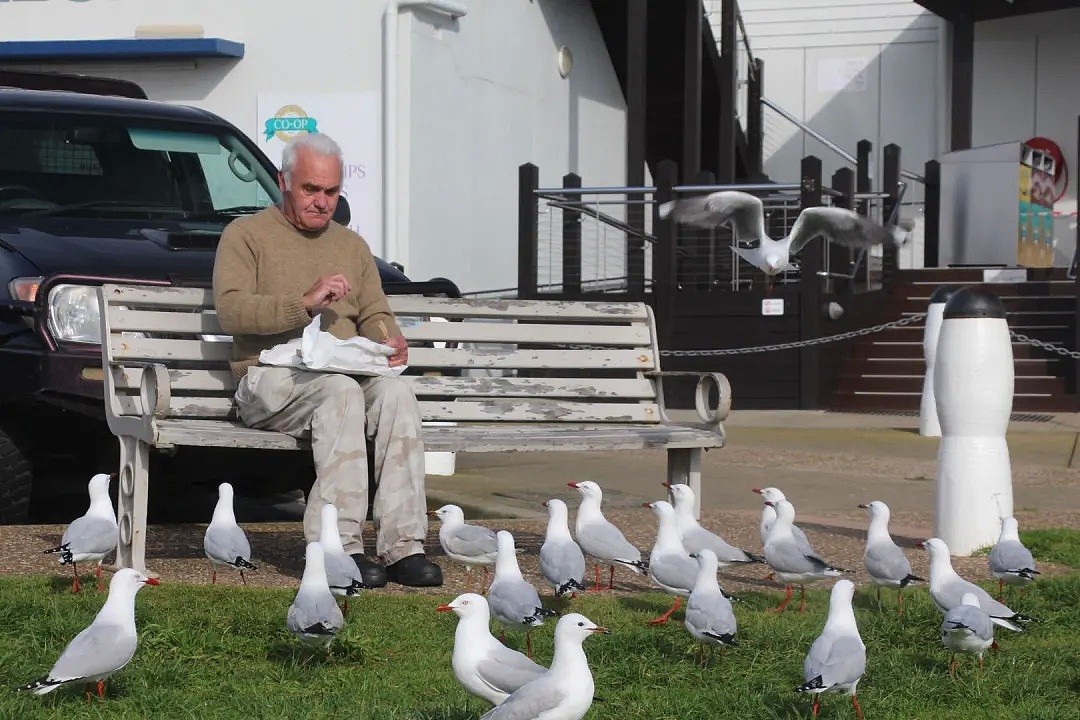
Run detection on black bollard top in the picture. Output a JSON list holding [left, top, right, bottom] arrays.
[[929, 285, 963, 305], [943, 286, 1006, 319]]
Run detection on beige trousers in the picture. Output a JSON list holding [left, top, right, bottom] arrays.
[[234, 367, 428, 564]]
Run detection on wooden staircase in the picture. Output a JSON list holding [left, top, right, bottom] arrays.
[[829, 268, 1079, 413]]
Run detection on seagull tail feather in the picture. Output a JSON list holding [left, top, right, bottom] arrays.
[[234, 557, 258, 571], [794, 676, 826, 694], [703, 632, 738, 646], [16, 677, 63, 695], [900, 573, 926, 588]]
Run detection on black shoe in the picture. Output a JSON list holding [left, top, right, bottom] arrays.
[[349, 555, 388, 588], [386, 554, 443, 587]]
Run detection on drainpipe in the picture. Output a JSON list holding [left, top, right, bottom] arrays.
[[382, 0, 468, 269]]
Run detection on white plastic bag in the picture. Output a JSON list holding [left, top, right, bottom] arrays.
[[258, 316, 407, 377]]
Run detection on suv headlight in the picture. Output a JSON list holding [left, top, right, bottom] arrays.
[[47, 284, 101, 344]]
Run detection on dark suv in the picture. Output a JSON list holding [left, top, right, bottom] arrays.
[[0, 71, 457, 522]]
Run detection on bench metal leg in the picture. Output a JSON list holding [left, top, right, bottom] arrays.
[[114, 435, 151, 574], [667, 447, 702, 519]]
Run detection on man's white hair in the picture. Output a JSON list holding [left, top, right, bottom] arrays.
[[281, 132, 343, 189]]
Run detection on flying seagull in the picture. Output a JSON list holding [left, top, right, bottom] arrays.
[[659, 190, 907, 280]]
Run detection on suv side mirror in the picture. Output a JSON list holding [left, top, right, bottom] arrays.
[[332, 195, 351, 226]]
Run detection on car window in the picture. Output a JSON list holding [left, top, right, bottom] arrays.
[[0, 112, 280, 216]]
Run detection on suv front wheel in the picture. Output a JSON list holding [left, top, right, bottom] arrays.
[[0, 421, 32, 523]]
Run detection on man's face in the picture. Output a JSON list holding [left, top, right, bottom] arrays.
[[278, 146, 342, 232]]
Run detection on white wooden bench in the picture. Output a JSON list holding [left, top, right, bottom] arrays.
[[98, 283, 731, 572]]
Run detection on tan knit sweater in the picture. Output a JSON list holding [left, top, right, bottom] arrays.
[[212, 206, 401, 381]]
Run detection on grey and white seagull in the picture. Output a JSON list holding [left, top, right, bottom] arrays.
[[764, 500, 850, 613], [540, 499, 587, 598], [488, 530, 557, 658], [429, 503, 499, 593], [794, 579, 867, 720], [859, 500, 924, 614], [319, 504, 367, 615], [568, 481, 647, 590], [664, 482, 764, 568], [684, 549, 738, 666], [940, 592, 996, 677], [988, 516, 1039, 600], [436, 593, 545, 707], [659, 190, 907, 282], [920, 537, 1037, 632], [478, 613, 609, 720], [18, 568, 158, 700], [287, 542, 345, 650], [44, 472, 118, 593], [203, 482, 257, 585]]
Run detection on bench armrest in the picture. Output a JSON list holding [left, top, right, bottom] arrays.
[[102, 361, 172, 444], [647, 371, 731, 429]]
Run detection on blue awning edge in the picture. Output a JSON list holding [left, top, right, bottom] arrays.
[[0, 38, 245, 61]]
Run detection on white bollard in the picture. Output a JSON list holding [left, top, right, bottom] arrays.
[[933, 287, 1014, 555], [919, 285, 961, 437]]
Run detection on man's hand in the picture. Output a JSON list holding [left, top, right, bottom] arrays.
[[385, 334, 409, 367], [303, 273, 351, 315]]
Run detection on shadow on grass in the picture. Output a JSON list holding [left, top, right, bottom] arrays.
[[266, 637, 367, 666], [46, 574, 103, 595], [411, 706, 480, 720]]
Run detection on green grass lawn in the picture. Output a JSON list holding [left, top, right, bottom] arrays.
[[0, 572, 1077, 720]]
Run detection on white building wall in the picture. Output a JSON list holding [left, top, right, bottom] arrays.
[[973, 9, 1080, 266], [704, 0, 944, 267], [0, 0, 627, 294]]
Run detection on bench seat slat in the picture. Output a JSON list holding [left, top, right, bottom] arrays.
[[418, 400, 659, 423], [152, 419, 723, 452], [389, 297, 649, 321]]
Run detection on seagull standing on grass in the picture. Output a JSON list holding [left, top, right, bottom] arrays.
[[488, 530, 557, 658], [436, 593, 545, 706], [941, 593, 996, 677], [319, 504, 367, 615], [44, 472, 118, 593], [287, 542, 345, 650], [684, 549, 738, 666], [203, 482, 257, 585], [643, 500, 705, 625], [988, 516, 1040, 600], [858, 501, 924, 614], [569, 481, 647, 590], [479, 613, 609, 720], [764, 500, 850, 613], [664, 482, 764, 567], [920, 537, 1037, 632], [794, 579, 867, 720], [658, 190, 907, 281], [18, 568, 158, 700], [429, 504, 499, 593], [753, 486, 813, 581], [540, 499, 587, 598]]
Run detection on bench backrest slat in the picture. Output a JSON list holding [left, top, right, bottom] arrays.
[[100, 285, 663, 426], [111, 368, 657, 400]]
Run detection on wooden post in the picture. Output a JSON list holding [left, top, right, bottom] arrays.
[[562, 172, 582, 296], [682, 0, 702, 181], [653, 160, 679, 350], [626, 0, 647, 297], [717, 0, 737, 183], [882, 143, 902, 281], [951, 15, 974, 151], [924, 159, 941, 268], [746, 57, 764, 180], [856, 139, 873, 217], [832, 167, 857, 294], [517, 163, 539, 299], [799, 155, 823, 409]]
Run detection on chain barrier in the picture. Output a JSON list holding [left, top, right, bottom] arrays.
[[657, 313, 927, 357], [1010, 332, 1080, 360]]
